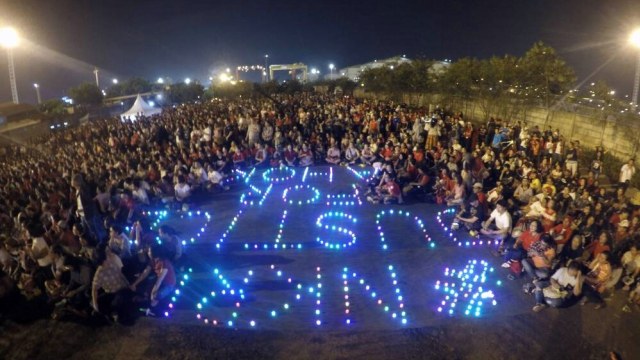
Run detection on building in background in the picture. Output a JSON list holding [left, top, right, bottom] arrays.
[[337, 56, 451, 82]]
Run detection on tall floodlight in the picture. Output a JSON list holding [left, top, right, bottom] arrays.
[[93, 67, 100, 88], [630, 29, 640, 107], [33, 83, 41, 104], [0, 27, 19, 104], [264, 54, 269, 82], [329, 63, 335, 79]]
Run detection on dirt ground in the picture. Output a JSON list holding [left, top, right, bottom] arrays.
[[1, 298, 638, 360]]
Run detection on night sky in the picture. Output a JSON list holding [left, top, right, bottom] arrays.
[[1, 0, 639, 103]]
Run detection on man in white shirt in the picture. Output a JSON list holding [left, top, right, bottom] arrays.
[[619, 159, 636, 189], [174, 175, 191, 207], [480, 200, 512, 250], [532, 262, 583, 312]]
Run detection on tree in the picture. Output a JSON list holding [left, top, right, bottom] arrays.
[[39, 99, 67, 116], [166, 82, 205, 104], [68, 83, 103, 107], [106, 77, 153, 97], [519, 42, 576, 110]]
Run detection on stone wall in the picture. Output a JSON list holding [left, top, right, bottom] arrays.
[[354, 89, 640, 161]]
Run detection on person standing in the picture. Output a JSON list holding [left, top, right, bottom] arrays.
[[619, 159, 636, 190]]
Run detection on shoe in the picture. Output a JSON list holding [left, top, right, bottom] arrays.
[[532, 304, 547, 312], [594, 303, 605, 310], [501, 261, 511, 268]]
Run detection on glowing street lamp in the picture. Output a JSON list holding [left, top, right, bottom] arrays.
[[264, 54, 269, 82], [329, 63, 335, 79], [630, 28, 640, 106], [112, 78, 118, 84], [185, 78, 191, 84], [157, 77, 164, 84], [33, 83, 41, 104], [0, 27, 20, 103]]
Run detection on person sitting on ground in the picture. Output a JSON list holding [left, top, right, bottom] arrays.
[[454, 195, 484, 234], [344, 142, 360, 165], [480, 200, 512, 252], [502, 220, 542, 268], [580, 251, 613, 309], [446, 175, 466, 207], [254, 143, 268, 168], [91, 245, 131, 323], [621, 243, 640, 291], [532, 261, 583, 312], [402, 167, 430, 199], [129, 245, 176, 317], [174, 175, 191, 210], [205, 163, 228, 192], [368, 176, 403, 204], [550, 216, 573, 253], [326, 142, 341, 165], [298, 144, 314, 167], [522, 234, 557, 281], [360, 144, 377, 165], [284, 144, 297, 167], [108, 225, 132, 260]]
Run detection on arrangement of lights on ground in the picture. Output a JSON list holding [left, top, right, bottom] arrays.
[[146, 165, 503, 329]]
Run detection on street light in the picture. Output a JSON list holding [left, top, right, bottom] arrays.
[[33, 83, 41, 104], [264, 54, 269, 82], [630, 28, 640, 106], [329, 63, 335, 79], [157, 77, 164, 84], [185, 78, 191, 84], [112, 78, 118, 84], [0, 27, 19, 104]]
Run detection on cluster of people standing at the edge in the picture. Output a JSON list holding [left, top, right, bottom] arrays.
[[0, 92, 639, 326]]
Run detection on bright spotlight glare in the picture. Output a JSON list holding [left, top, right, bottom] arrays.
[[185, 78, 191, 84], [0, 27, 19, 49], [157, 77, 164, 84], [631, 29, 640, 48]]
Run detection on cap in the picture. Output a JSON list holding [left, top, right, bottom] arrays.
[[473, 182, 483, 189]]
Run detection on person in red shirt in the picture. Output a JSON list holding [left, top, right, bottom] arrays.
[[585, 232, 611, 261], [503, 220, 542, 267], [550, 217, 573, 253], [379, 177, 402, 204]]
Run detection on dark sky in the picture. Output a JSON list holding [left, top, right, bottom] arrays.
[[1, 0, 639, 104]]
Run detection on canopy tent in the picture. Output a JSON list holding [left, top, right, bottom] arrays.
[[119, 94, 161, 121]]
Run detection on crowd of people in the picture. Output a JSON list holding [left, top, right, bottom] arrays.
[[0, 92, 639, 326]]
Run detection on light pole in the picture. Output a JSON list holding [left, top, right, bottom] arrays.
[[264, 54, 269, 82], [329, 63, 335, 79], [33, 83, 41, 104], [630, 29, 640, 107], [93, 67, 100, 88], [0, 27, 19, 104]]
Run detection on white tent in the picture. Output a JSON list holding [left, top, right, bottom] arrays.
[[119, 94, 161, 121]]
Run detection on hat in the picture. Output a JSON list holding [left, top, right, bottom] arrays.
[[473, 182, 483, 189], [620, 219, 630, 228]]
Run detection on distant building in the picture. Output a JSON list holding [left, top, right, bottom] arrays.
[[336, 56, 451, 82]]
